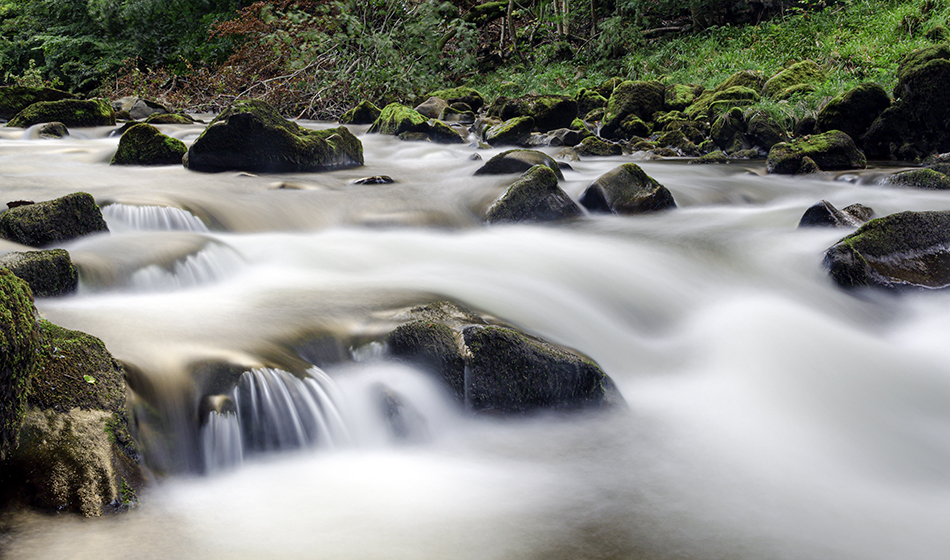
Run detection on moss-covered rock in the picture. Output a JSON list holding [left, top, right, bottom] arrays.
[[746, 111, 787, 151], [689, 150, 729, 164], [111, 123, 187, 166], [767, 130, 866, 174], [0, 249, 78, 297], [711, 107, 751, 154], [484, 116, 535, 146], [368, 102, 463, 143], [601, 80, 665, 139], [597, 77, 624, 98], [473, 149, 564, 178], [883, 168, 950, 189], [824, 210, 950, 289], [575, 88, 608, 116], [664, 83, 702, 112], [0, 269, 38, 461], [414, 96, 449, 119], [144, 113, 195, 125], [498, 95, 578, 132], [894, 43, 950, 97], [485, 165, 581, 223], [655, 130, 701, 156], [7, 98, 114, 128], [817, 83, 891, 144], [339, 100, 381, 125], [425, 86, 485, 111], [574, 136, 622, 156], [686, 70, 764, 119], [386, 320, 465, 402], [36, 122, 68, 139], [0, 86, 75, 121], [0, 192, 109, 247], [798, 200, 874, 228], [184, 99, 364, 172], [762, 60, 825, 98], [579, 163, 676, 215]]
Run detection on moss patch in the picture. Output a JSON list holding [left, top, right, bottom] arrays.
[[0, 86, 75, 121], [0, 249, 78, 297], [0, 192, 109, 247], [7, 98, 114, 128], [0, 269, 38, 460], [767, 130, 867, 174], [112, 123, 187, 166]]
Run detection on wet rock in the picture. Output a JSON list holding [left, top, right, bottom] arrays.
[[798, 200, 874, 228], [816, 83, 891, 143], [473, 149, 564, 178], [485, 165, 581, 223], [111, 96, 168, 121], [353, 175, 395, 185], [144, 113, 195, 125], [797, 155, 821, 174], [368, 103, 463, 144], [0, 249, 78, 297], [414, 97, 449, 119], [746, 111, 788, 152], [6, 201, 33, 209], [655, 130, 700, 156], [575, 136, 622, 156], [766, 130, 866, 174], [601, 80, 665, 140], [575, 87, 608, 116], [111, 123, 187, 166], [386, 320, 465, 401], [762, 60, 825, 98], [883, 168, 950, 189], [339, 100, 381, 125], [711, 107, 751, 154], [0, 192, 109, 247], [0, 86, 75, 121], [425, 86, 485, 112], [579, 163, 676, 215], [36, 122, 68, 139], [484, 116, 535, 146], [689, 150, 729, 164], [495, 95, 578, 132], [0, 269, 37, 460], [824, 210, 950, 289], [184, 99, 364, 172], [7, 98, 115, 128]]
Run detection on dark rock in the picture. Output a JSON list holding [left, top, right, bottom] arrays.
[[797, 155, 821, 174], [0, 192, 109, 247], [473, 149, 564, 178], [824, 210, 950, 289], [6, 201, 33, 209], [368, 103, 463, 144], [798, 200, 874, 228], [386, 320, 465, 401], [144, 113, 195, 125], [0, 86, 75, 120], [36, 122, 68, 139], [766, 130, 866, 174], [339, 100, 381, 125], [498, 95, 578, 132], [711, 107, 751, 153], [893, 43, 950, 97], [746, 111, 788, 151], [7, 98, 115, 128], [575, 136, 622, 156], [485, 165, 581, 223], [795, 116, 818, 137], [689, 150, 729, 164], [111, 96, 168, 121], [883, 168, 950, 189], [579, 163, 676, 214], [353, 175, 395, 185], [425, 87, 485, 111], [0, 249, 78, 297], [762, 60, 825, 98], [184, 99, 364, 172], [111, 123, 187, 166], [601, 80, 664, 139], [655, 130, 700, 157], [575, 88, 608, 116], [0, 269, 37, 461], [414, 97, 449, 119], [484, 116, 535, 146], [816, 83, 891, 143]]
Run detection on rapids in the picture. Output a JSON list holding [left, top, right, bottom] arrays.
[[1, 120, 950, 559]]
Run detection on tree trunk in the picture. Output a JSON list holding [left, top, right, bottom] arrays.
[[507, 0, 523, 61]]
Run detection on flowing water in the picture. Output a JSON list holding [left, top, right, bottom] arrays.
[[1, 120, 949, 559]]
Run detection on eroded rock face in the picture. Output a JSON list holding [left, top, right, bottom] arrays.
[[0, 192, 109, 247], [485, 165, 581, 223], [579, 163, 676, 215]]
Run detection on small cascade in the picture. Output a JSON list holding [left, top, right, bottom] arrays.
[[201, 410, 244, 474], [102, 203, 210, 232], [128, 243, 244, 291]]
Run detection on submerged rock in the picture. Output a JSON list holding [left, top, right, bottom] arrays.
[[0, 86, 75, 121], [0, 192, 109, 247], [473, 149, 564, 178], [824, 210, 950, 289], [485, 165, 581, 223], [7, 98, 115, 128], [579, 163, 676, 215], [798, 200, 874, 228], [111, 123, 187, 166], [0, 249, 78, 297], [766, 130, 866, 174], [184, 99, 364, 172]]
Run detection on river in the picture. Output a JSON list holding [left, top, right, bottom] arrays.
[[1, 120, 949, 559]]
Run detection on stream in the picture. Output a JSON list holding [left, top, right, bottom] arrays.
[[1, 120, 949, 559]]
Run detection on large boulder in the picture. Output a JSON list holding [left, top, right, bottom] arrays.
[[601, 81, 665, 139], [0, 86, 75, 121], [575, 88, 608, 116], [0, 269, 37, 460], [484, 116, 535, 146], [485, 165, 581, 223], [425, 87, 485, 111], [0, 192, 109, 247], [384, 301, 623, 413], [816, 83, 891, 143], [0, 249, 78, 297], [883, 168, 950, 190], [496, 95, 578, 132], [339, 100, 381, 125], [367, 103, 463, 143], [183, 99, 364, 172], [7, 98, 115, 129], [762, 60, 825, 99], [824, 210, 950, 289], [111, 123, 187, 166], [710, 107, 751, 154], [798, 200, 874, 228], [746, 111, 788, 152], [766, 130, 866, 174], [473, 149, 564, 178], [579, 163, 676, 215]]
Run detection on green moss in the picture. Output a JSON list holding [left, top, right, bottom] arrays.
[[368, 103, 462, 143], [0, 249, 78, 297], [485, 116, 534, 146], [7, 98, 115, 128], [767, 130, 867, 173], [575, 136, 622, 157], [687, 85, 760, 120], [575, 88, 608, 116], [894, 43, 950, 94], [601, 80, 665, 139], [144, 113, 195, 125], [0, 269, 38, 460], [425, 86, 485, 111], [762, 60, 825, 98], [339, 100, 382, 125], [0, 86, 75, 121], [884, 168, 950, 189], [664, 84, 701, 111], [111, 123, 187, 166], [689, 150, 729, 164], [498, 95, 578, 132]]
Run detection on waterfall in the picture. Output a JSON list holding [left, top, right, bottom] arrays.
[[200, 410, 243, 474], [128, 243, 244, 292], [102, 203, 210, 232]]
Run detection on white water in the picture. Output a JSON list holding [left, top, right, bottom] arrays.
[[1, 121, 949, 559]]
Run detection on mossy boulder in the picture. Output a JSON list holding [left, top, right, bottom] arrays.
[[0, 192, 109, 247], [144, 113, 195, 125], [7, 98, 114, 129], [484, 116, 535, 146], [798, 200, 874, 228], [111, 123, 187, 166], [0, 269, 38, 461], [655, 130, 700, 156], [746, 111, 788, 152], [686, 70, 764, 119], [0, 249, 78, 297], [414, 97, 449, 119], [498, 95, 578, 132], [893, 43, 950, 98], [0, 86, 75, 121], [711, 107, 751, 154], [689, 150, 729, 164], [473, 149, 564, 178], [386, 320, 465, 402], [575, 88, 608, 116], [574, 136, 622, 156], [425, 86, 485, 111], [824, 210, 950, 289], [883, 168, 950, 189], [601, 81, 665, 139], [184, 99, 364, 172], [579, 163, 676, 215], [368, 103, 463, 143], [817, 83, 891, 144], [762, 60, 825, 98], [111, 96, 168, 121], [664, 84, 702, 112], [766, 130, 866, 174], [339, 100, 381, 125], [485, 165, 581, 223]]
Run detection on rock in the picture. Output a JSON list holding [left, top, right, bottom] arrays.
[[689, 150, 729, 164], [425, 86, 485, 111], [111, 96, 168, 121], [485, 165, 581, 223], [816, 83, 891, 142], [184, 99, 364, 172], [798, 200, 874, 228], [497, 95, 578, 132], [111, 123, 187, 166], [797, 155, 821, 174], [339, 100, 381, 125], [473, 149, 564, 178], [484, 116, 535, 146], [36, 122, 68, 139], [655, 130, 700, 156], [440, 106, 475, 124], [746, 111, 788, 151], [795, 116, 818, 137], [893, 43, 950, 96], [711, 107, 751, 154], [414, 97, 449, 119], [766, 130, 866, 174], [686, 70, 764, 119], [353, 175, 395, 185], [0, 86, 75, 121], [824, 210, 950, 289], [7, 98, 115, 128], [574, 136, 622, 156], [384, 301, 623, 413], [368, 103, 463, 143], [579, 163, 676, 215], [601, 81, 665, 139], [0, 192, 109, 247], [762, 60, 825, 98], [883, 168, 950, 189], [664, 83, 702, 112], [144, 113, 195, 125], [575, 88, 608, 116], [597, 77, 624, 98], [0, 249, 78, 297], [0, 269, 37, 460]]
